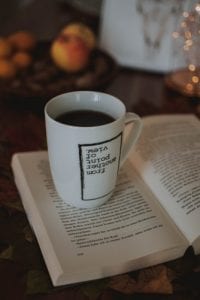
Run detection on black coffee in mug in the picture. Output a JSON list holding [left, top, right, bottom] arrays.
[[55, 110, 115, 127]]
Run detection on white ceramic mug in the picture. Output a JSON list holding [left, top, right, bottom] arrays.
[[45, 91, 142, 208]]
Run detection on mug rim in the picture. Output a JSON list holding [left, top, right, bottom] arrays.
[[45, 91, 126, 129]]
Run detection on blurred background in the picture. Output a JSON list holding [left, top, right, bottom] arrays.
[[0, 0, 199, 100], [0, 0, 102, 39]]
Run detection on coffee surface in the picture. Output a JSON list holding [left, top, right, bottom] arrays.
[[55, 110, 115, 127]]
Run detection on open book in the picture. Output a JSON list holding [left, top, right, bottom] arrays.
[[11, 114, 200, 287]]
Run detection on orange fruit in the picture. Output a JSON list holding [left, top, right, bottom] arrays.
[[7, 31, 36, 51], [12, 52, 32, 69], [0, 59, 16, 79], [0, 38, 12, 58]]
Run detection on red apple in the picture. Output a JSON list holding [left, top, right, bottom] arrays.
[[61, 23, 96, 50], [50, 34, 90, 72]]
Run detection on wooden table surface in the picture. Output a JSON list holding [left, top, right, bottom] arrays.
[[0, 67, 200, 300]]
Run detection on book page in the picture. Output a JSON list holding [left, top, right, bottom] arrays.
[[12, 151, 187, 285], [131, 114, 200, 253]]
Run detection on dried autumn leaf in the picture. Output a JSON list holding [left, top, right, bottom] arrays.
[[1, 199, 24, 213], [0, 244, 13, 260], [26, 269, 52, 294], [23, 225, 35, 243], [81, 278, 109, 300], [136, 265, 173, 294], [109, 274, 137, 294]]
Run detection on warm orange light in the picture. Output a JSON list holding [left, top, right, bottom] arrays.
[[188, 64, 196, 71], [195, 4, 200, 12], [183, 11, 189, 18], [185, 39, 193, 46], [172, 31, 179, 38], [185, 31, 192, 39], [186, 83, 193, 91], [192, 76, 199, 83], [181, 21, 187, 28]]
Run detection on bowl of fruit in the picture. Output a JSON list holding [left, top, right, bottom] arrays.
[[0, 23, 118, 111]]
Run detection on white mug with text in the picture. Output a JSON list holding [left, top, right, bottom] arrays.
[[45, 91, 142, 208]]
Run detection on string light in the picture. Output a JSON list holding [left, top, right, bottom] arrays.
[[166, 2, 200, 97], [188, 64, 196, 71], [171, 2, 200, 97]]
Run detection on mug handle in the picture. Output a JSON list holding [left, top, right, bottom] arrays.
[[120, 112, 142, 166]]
